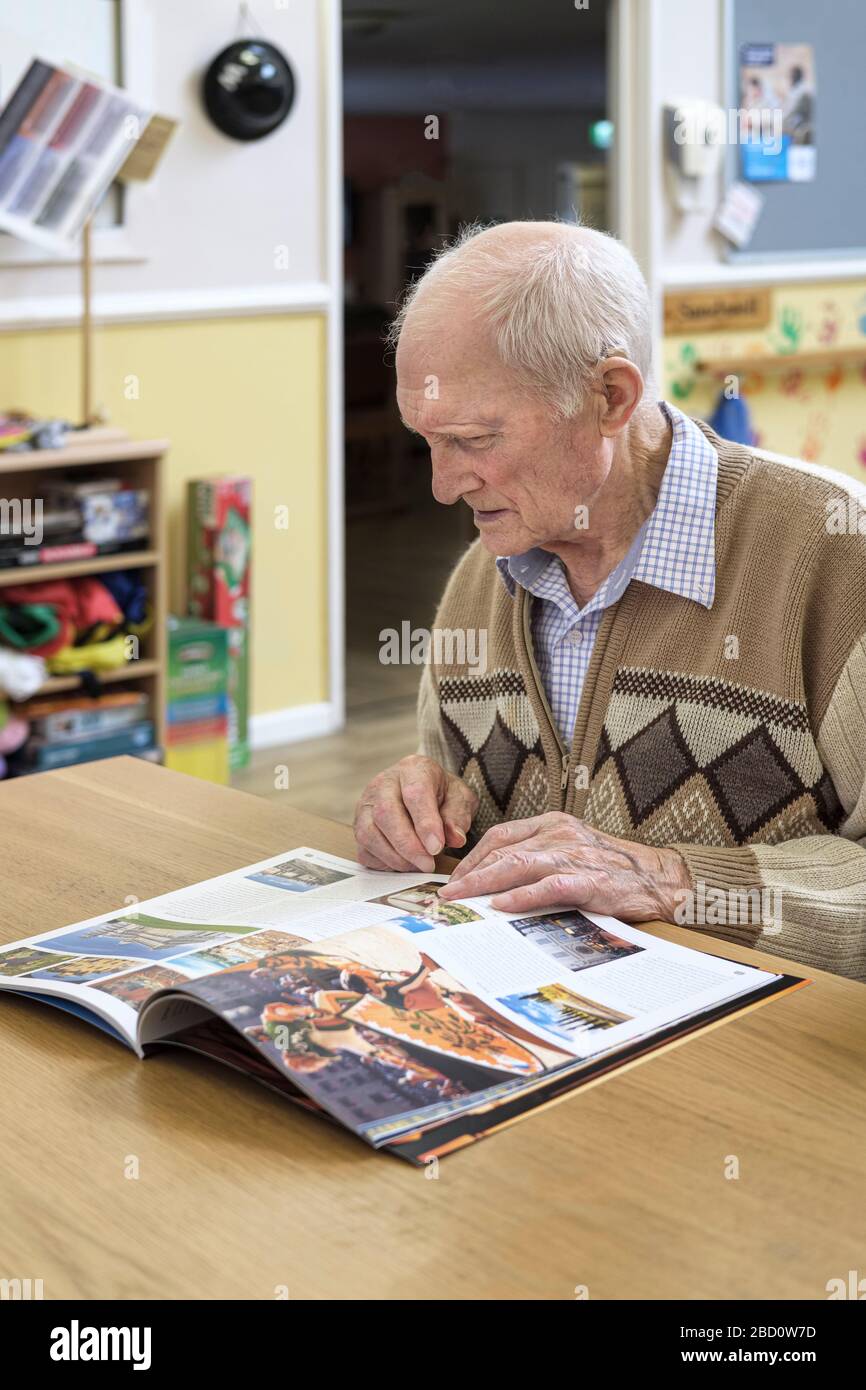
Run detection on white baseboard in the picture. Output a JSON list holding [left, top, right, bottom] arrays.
[[249, 701, 342, 751]]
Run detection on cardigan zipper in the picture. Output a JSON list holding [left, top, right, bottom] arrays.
[[519, 591, 570, 811], [518, 585, 628, 819]]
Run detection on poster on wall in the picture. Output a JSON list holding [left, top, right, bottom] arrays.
[[738, 42, 816, 183], [0, 57, 149, 252]]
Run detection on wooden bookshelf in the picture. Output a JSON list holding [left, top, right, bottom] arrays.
[[0, 433, 169, 475], [38, 658, 161, 697], [0, 549, 159, 587], [0, 430, 168, 756]]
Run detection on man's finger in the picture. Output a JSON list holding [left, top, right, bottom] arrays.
[[441, 779, 477, 848], [399, 764, 448, 857], [355, 810, 421, 871], [374, 794, 438, 871], [489, 872, 594, 914], [356, 792, 434, 871], [445, 816, 546, 884], [440, 845, 555, 900], [357, 848, 394, 871]]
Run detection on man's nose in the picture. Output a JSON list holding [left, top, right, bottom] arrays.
[[430, 447, 477, 506]]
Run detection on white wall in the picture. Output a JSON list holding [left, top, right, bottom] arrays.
[[655, 0, 724, 272], [0, 0, 326, 307]]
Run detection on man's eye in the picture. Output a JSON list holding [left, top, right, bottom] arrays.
[[450, 436, 491, 450]]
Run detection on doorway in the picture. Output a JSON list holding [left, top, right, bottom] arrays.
[[339, 0, 613, 773]]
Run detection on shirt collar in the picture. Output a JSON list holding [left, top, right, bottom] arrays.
[[495, 401, 717, 612], [496, 548, 552, 598]]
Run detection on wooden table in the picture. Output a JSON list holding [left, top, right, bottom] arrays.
[[1, 757, 863, 1300]]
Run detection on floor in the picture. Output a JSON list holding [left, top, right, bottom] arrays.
[[233, 474, 470, 826]]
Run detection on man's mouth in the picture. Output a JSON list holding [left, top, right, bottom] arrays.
[[472, 508, 510, 525]]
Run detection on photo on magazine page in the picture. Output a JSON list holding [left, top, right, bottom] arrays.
[[141, 922, 581, 1138]]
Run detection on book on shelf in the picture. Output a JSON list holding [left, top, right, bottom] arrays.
[[0, 847, 807, 1163], [20, 690, 148, 741], [18, 720, 155, 770], [0, 536, 146, 570]]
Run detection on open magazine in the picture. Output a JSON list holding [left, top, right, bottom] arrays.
[[0, 847, 806, 1162]]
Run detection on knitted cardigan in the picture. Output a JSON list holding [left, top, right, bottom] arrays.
[[417, 422, 866, 980]]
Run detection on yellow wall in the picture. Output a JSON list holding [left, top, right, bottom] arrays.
[[663, 280, 866, 480], [0, 313, 329, 717]]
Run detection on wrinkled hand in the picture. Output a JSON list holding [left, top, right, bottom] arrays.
[[438, 811, 691, 922], [354, 755, 478, 873]]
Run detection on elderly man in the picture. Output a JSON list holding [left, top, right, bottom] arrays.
[[353, 221, 866, 980]]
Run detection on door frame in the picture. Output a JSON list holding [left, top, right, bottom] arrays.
[[608, 0, 664, 379]]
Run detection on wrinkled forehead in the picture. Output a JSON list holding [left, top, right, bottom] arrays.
[[395, 306, 512, 413], [396, 362, 515, 438], [396, 297, 494, 370]]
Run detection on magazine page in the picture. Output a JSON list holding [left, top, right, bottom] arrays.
[[0, 843, 782, 1140], [137, 847, 453, 939], [138, 920, 578, 1141], [136, 860, 782, 1145], [165, 1017, 328, 1116], [0, 848, 453, 1050], [418, 898, 780, 1063]]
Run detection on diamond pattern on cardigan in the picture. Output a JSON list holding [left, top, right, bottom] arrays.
[[589, 667, 844, 844], [477, 714, 531, 804], [614, 707, 696, 822], [440, 668, 541, 754], [440, 669, 544, 820], [705, 726, 803, 837], [632, 776, 734, 848], [439, 669, 547, 837], [458, 746, 548, 837], [444, 709, 543, 811], [437, 657, 843, 849]]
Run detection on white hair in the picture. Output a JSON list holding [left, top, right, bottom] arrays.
[[387, 220, 655, 418]]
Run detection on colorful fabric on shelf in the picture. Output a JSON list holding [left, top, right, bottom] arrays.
[[0, 712, 28, 754], [0, 578, 123, 655], [46, 634, 131, 675], [0, 649, 47, 700], [0, 603, 61, 652], [100, 570, 149, 626]]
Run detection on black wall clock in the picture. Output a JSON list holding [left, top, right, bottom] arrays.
[[203, 40, 296, 142]]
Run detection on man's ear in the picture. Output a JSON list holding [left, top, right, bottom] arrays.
[[596, 356, 645, 438]]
